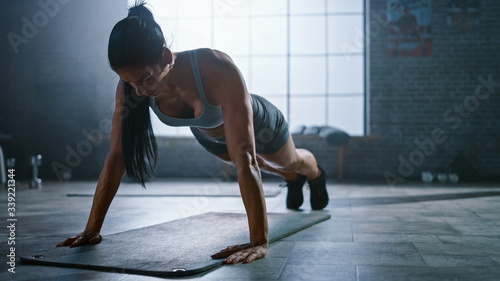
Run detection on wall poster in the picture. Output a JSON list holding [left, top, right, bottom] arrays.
[[387, 0, 433, 57], [447, 0, 480, 32]]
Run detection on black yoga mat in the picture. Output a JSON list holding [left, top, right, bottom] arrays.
[[20, 212, 330, 277]]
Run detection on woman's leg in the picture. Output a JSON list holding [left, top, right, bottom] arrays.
[[257, 135, 321, 181], [258, 135, 328, 210], [213, 136, 321, 182], [213, 153, 299, 181], [256, 156, 301, 181], [213, 136, 328, 210]]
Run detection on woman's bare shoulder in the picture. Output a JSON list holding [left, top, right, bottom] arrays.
[[196, 48, 235, 67]]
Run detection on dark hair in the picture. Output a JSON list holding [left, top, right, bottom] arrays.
[[108, 1, 164, 187]]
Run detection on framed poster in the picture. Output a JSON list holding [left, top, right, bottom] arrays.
[[387, 0, 433, 57], [447, 0, 480, 32]]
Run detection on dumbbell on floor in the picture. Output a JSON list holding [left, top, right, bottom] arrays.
[[30, 155, 42, 189]]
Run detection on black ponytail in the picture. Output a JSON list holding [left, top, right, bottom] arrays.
[[121, 83, 157, 188], [108, 1, 164, 187]]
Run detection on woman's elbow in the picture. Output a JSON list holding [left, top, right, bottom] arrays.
[[233, 153, 259, 175]]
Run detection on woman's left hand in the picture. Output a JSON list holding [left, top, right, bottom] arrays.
[[211, 242, 268, 264]]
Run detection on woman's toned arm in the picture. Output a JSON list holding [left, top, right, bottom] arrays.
[[57, 81, 127, 247], [206, 50, 269, 264]]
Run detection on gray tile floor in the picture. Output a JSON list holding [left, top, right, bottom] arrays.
[[1, 179, 500, 280]]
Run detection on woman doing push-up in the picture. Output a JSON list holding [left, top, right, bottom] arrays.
[[57, 1, 329, 264]]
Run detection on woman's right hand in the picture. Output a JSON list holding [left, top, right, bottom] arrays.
[[56, 230, 102, 248]]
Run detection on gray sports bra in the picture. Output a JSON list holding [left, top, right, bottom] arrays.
[[149, 50, 224, 129]]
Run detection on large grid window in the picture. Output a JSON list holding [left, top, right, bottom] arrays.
[[127, 0, 365, 136]]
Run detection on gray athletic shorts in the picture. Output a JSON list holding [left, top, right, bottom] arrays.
[[190, 94, 290, 156]]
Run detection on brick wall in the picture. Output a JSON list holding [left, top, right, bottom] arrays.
[[1, 0, 498, 183], [366, 0, 500, 183]]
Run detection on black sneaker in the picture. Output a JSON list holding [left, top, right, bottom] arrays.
[[308, 166, 329, 210], [281, 174, 307, 210]]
